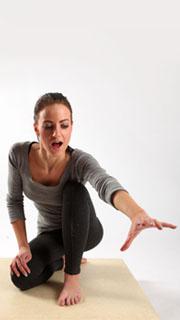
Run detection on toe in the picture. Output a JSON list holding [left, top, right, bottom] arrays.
[[59, 299, 65, 306], [58, 292, 67, 306], [66, 297, 71, 306], [74, 296, 79, 304]]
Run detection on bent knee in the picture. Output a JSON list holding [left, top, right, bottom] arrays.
[[11, 273, 34, 291], [11, 273, 39, 291], [86, 222, 104, 251], [63, 181, 89, 197]]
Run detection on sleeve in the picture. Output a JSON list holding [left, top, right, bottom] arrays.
[[6, 144, 26, 222], [75, 150, 128, 209]]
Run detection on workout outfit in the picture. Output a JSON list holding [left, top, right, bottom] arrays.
[[7, 141, 127, 290]]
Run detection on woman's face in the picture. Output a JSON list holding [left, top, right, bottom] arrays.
[[34, 103, 73, 156]]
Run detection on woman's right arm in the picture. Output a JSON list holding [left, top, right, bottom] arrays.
[[7, 144, 32, 277], [11, 219, 28, 249]]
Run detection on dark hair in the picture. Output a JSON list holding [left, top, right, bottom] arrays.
[[34, 92, 73, 123]]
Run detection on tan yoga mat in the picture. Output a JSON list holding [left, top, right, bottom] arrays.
[[0, 258, 159, 320]]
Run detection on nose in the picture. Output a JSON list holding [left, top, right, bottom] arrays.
[[52, 125, 62, 138]]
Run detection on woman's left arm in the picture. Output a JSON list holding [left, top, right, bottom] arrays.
[[112, 190, 177, 251]]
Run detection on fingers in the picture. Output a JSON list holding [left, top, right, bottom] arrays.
[[154, 219, 163, 230], [120, 227, 141, 251], [10, 260, 20, 277], [120, 219, 142, 251], [16, 256, 29, 277], [153, 219, 177, 230], [21, 256, 31, 274], [10, 255, 31, 277], [161, 222, 177, 229], [120, 239, 131, 251], [11, 257, 26, 277], [120, 234, 138, 251], [134, 216, 176, 231], [120, 215, 177, 252]]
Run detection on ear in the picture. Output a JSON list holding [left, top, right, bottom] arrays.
[[33, 122, 40, 137]]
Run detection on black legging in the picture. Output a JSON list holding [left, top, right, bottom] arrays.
[[11, 181, 104, 290]]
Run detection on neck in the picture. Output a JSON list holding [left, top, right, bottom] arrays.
[[37, 144, 67, 172]]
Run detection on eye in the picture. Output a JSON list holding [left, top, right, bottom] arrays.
[[61, 124, 69, 129], [42, 123, 54, 130]]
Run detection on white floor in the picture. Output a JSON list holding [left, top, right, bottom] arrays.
[[139, 281, 180, 320]]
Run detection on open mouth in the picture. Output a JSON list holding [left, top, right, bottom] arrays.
[[51, 141, 63, 150]]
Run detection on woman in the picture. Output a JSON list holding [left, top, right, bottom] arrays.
[[7, 92, 177, 307]]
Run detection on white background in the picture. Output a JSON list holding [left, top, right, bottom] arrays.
[[0, 1, 180, 318]]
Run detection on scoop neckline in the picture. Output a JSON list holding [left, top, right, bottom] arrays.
[[25, 141, 74, 189]]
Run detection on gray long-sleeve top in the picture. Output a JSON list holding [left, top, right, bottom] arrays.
[[7, 141, 127, 234]]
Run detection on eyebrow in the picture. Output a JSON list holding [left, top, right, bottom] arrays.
[[43, 119, 70, 123]]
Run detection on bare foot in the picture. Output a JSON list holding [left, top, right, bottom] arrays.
[[58, 273, 82, 306]]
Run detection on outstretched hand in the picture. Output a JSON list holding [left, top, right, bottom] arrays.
[[120, 210, 177, 251]]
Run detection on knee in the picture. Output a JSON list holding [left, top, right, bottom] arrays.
[[11, 273, 30, 291], [63, 181, 89, 199], [86, 222, 104, 251]]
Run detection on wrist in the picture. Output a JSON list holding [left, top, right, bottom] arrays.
[[129, 209, 146, 222], [18, 242, 30, 250]]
